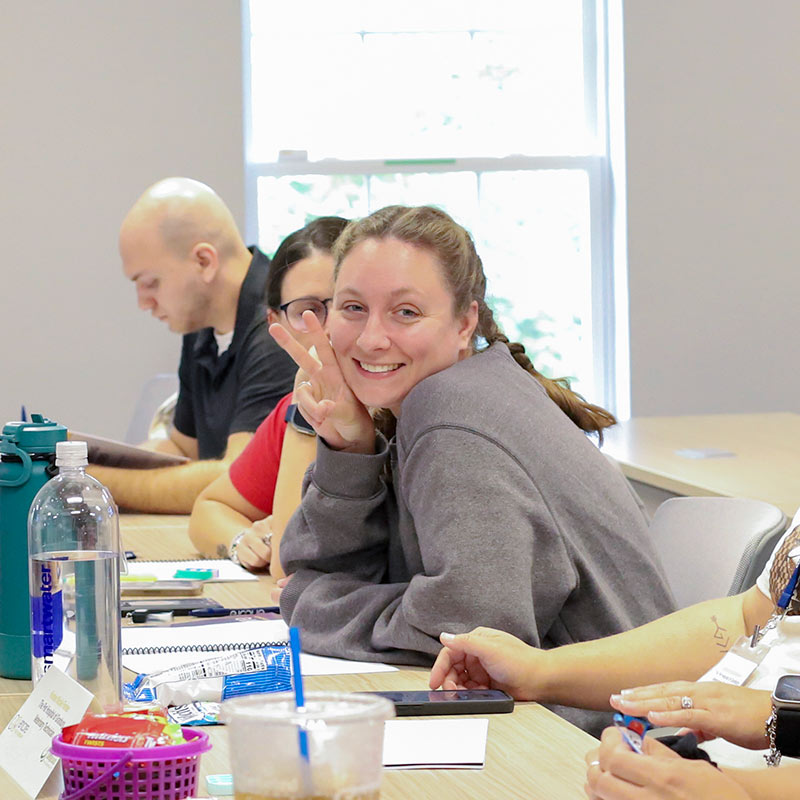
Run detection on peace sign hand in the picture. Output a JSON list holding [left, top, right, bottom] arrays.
[[269, 311, 376, 453]]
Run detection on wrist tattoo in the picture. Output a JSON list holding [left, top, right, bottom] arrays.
[[710, 615, 731, 651], [216, 543, 229, 559]]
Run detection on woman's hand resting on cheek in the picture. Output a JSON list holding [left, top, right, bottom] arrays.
[[269, 310, 375, 453]]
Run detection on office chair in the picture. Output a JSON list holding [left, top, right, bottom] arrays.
[[124, 373, 179, 444], [647, 496, 788, 609]]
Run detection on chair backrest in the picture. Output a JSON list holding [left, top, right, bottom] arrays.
[[147, 390, 178, 441], [124, 373, 179, 444], [648, 496, 788, 609]]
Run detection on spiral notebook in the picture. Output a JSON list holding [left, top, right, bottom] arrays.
[[121, 618, 397, 677], [124, 559, 258, 583]]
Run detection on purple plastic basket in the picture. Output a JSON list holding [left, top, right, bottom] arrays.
[[50, 728, 211, 800]]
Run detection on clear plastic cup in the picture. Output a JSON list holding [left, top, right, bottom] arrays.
[[222, 691, 395, 800]]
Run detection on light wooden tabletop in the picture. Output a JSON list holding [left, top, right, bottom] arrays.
[[602, 412, 800, 516], [0, 514, 597, 799]]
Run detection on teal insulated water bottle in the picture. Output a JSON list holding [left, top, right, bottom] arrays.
[[0, 414, 67, 678]]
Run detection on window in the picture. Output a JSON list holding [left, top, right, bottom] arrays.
[[244, 1, 620, 411]]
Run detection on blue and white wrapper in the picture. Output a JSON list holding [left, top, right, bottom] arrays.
[[124, 645, 292, 703]]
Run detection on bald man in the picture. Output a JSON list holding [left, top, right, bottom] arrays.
[[88, 178, 296, 513]]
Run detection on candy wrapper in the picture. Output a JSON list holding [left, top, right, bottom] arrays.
[[167, 701, 221, 726], [61, 709, 185, 748], [124, 645, 292, 715]]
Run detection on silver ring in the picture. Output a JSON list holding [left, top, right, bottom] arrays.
[[680, 695, 693, 709], [297, 380, 312, 389]]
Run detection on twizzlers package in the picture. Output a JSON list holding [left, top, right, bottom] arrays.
[[60, 709, 185, 748]]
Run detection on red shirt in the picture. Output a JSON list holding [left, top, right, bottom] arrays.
[[228, 392, 291, 514]]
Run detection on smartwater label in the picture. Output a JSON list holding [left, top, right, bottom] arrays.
[[31, 560, 64, 665]]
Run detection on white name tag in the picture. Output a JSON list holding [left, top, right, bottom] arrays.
[[699, 635, 769, 686], [0, 667, 93, 798]]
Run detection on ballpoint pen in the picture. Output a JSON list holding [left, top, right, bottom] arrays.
[[189, 605, 280, 618]]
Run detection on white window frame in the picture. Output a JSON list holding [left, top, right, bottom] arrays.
[[242, 0, 625, 416]]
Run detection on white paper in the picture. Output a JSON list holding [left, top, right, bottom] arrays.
[[674, 447, 736, 459], [0, 667, 94, 798], [122, 618, 397, 676], [125, 558, 258, 582], [382, 718, 488, 769], [298, 653, 397, 676]]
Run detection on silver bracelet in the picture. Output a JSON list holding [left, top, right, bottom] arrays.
[[229, 530, 248, 566], [229, 529, 273, 566], [765, 709, 781, 767]]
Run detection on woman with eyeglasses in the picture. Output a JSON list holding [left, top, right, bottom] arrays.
[[187, 216, 348, 574]]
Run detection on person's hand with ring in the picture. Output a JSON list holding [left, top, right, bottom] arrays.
[[229, 516, 274, 571], [585, 726, 751, 800], [609, 680, 772, 750]]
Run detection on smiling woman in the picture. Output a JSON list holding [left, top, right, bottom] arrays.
[[269, 205, 675, 735], [331, 236, 477, 416]]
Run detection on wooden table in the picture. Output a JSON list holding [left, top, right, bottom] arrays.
[[602, 412, 800, 517], [0, 515, 597, 799]]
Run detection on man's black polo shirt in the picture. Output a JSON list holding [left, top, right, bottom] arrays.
[[173, 247, 296, 460]]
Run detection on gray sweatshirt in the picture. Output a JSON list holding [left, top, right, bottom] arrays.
[[280, 343, 675, 733]]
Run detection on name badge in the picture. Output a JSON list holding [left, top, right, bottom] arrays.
[[699, 634, 770, 686], [0, 666, 93, 797]]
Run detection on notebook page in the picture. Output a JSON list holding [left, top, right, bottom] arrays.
[[121, 618, 397, 676], [122, 617, 289, 653]]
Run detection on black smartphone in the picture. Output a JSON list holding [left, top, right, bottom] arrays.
[[362, 689, 514, 716], [120, 597, 223, 617]]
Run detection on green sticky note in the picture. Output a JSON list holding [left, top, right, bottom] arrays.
[[173, 568, 216, 580]]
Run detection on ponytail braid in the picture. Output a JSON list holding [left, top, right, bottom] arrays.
[[477, 299, 616, 441], [334, 205, 617, 440]]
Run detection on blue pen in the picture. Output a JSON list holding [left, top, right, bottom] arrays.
[[613, 713, 651, 754], [20, 405, 27, 422], [189, 605, 280, 618]]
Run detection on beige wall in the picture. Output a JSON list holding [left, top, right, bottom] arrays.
[[624, 1, 800, 415], [3, 1, 797, 434], [0, 2, 244, 438]]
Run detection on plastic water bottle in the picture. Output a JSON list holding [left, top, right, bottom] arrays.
[[28, 441, 122, 707]]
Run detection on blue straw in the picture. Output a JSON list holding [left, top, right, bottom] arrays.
[[289, 626, 312, 791], [290, 626, 306, 709]]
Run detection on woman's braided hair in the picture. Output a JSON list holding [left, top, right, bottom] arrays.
[[332, 205, 616, 439]]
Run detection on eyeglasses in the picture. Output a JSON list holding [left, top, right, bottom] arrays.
[[278, 297, 333, 332]]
